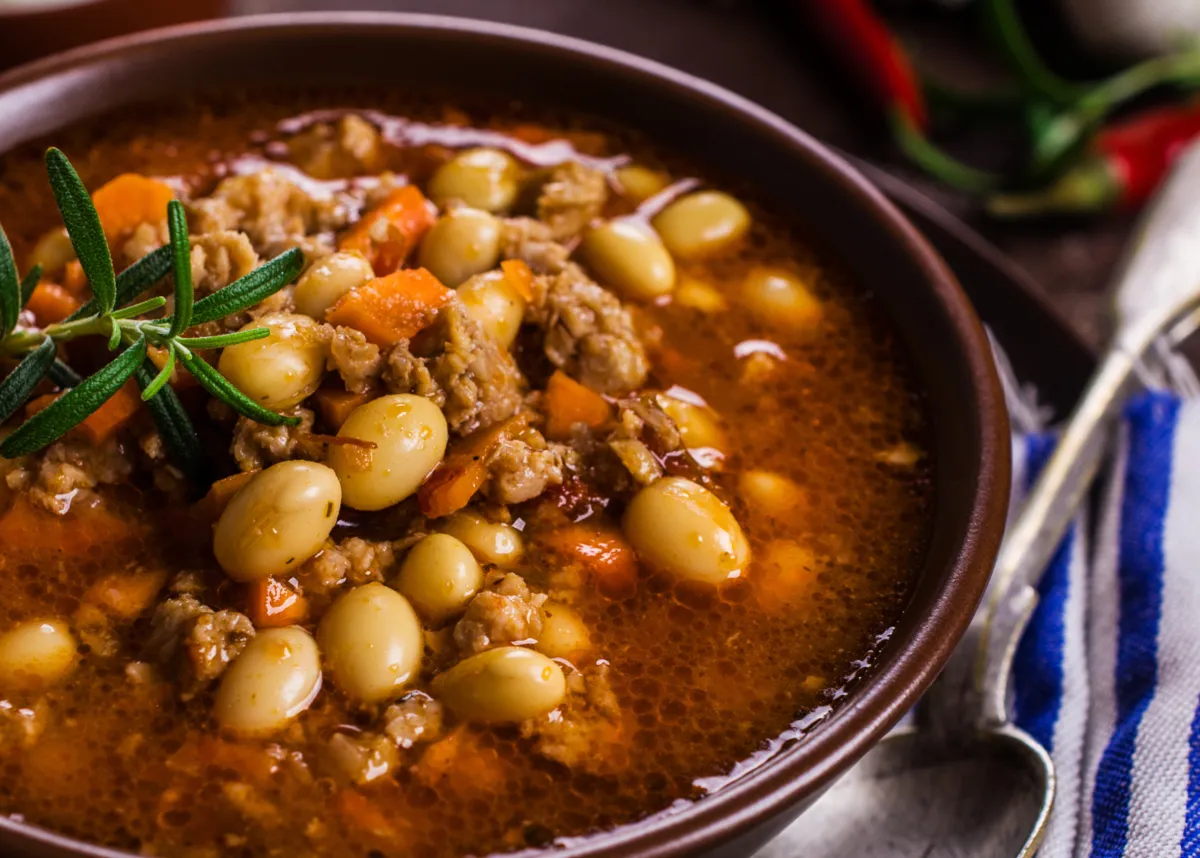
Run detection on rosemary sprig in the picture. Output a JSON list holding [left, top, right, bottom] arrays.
[[0, 148, 305, 481]]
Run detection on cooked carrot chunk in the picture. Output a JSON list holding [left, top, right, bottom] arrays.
[[247, 577, 310, 628], [544, 370, 611, 440], [541, 524, 639, 599], [418, 415, 527, 518], [91, 174, 174, 244], [194, 470, 259, 520], [500, 258, 535, 302], [74, 381, 142, 444], [83, 569, 167, 619], [25, 282, 81, 325], [338, 185, 436, 275], [62, 260, 87, 295], [325, 268, 453, 348], [313, 385, 373, 432], [0, 497, 144, 554]]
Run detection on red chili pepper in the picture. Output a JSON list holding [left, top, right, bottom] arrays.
[[989, 100, 1200, 217], [801, 0, 929, 130]]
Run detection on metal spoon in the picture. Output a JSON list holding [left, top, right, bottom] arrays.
[[768, 142, 1200, 858]]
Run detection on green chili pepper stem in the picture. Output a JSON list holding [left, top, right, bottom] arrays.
[[987, 156, 1121, 218], [980, 0, 1085, 106], [889, 110, 1001, 193]]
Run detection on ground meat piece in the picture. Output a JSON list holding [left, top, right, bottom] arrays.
[[303, 537, 396, 591], [383, 339, 444, 404], [143, 595, 212, 665], [121, 220, 167, 265], [221, 782, 281, 828], [432, 302, 525, 434], [500, 217, 571, 274], [184, 610, 255, 687], [287, 115, 383, 179], [523, 663, 625, 773], [230, 407, 322, 472], [382, 692, 445, 749], [190, 170, 349, 259], [5, 438, 133, 516], [536, 162, 607, 241], [328, 326, 383, 394], [382, 302, 523, 434], [483, 426, 564, 504], [453, 572, 546, 655], [0, 700, 46, 751], [608, 438, 662, 486], [144, 595, 254, 696], [529, 264, 648, 394], [324, 732, 398, 785], [190, 230, 259, 296]]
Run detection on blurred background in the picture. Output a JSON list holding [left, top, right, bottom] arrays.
[[7, 0, 1197, 352]]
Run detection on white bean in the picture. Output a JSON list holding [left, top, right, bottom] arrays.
[[213, 461, 342, 581], [536, 603, 591, 660], [327, 394, 449, 511], [217, 312, 329, 410], [433, 646, 566, 723], [0, 620, 77, 690], [579, 219, 676, 301], [294, 251, 375, 319], [622, 476, 750, 584], [438, 510, 525, 567], [652, 191, 751, 259], [395, 534, 483, 624], [214, 627, 322, 736], [418, 208, 502, 288], [741, 267, 823, 336], [317, 583, 424, 704], [614, 165, 668, 202], [457, 271, 526, 349], [428, 148, 521, 212], [658, 394, 726, 453]]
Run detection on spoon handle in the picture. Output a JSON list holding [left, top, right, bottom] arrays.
[[974, 142, 1200, 728]]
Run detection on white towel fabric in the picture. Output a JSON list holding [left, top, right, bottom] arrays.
[[1005, 391, 1200, 858], [1022, 390, 1200, 858]]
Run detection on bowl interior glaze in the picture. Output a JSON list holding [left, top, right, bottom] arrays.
[[0, 15, 1010, 858]]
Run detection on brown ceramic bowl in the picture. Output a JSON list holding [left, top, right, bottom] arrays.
[[0, 0, 227, 71], [0, 13, 1010, 858]]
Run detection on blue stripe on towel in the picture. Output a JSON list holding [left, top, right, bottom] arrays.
[[1012, 433, 1072, 753], [1182, 693, 1200, 852], [1090, 391, 1179, 857]]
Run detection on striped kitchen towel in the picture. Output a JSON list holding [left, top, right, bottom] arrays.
[[1011, 390, 1200, 858]]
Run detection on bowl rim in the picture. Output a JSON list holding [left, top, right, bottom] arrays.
[[0, 12, 1010, 858], [0, 0, 106, 20]]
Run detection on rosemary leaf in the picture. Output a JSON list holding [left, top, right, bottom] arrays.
[[45, 148, 116, 315], [177, 349, 299, 427], [187, 247, 304, 326], [166, 201, 193, 338], [0, 224, 19, 336], [19, 264, 43, 306], [67, 244, 173, 323], [0, 338, 57, 424], [0, 335, 147, 458], [177, 327, 270, 350], [107, 320, 122, 351], [47, 360, 82, 388], [110, 297, 167, 320], [135, 359, 210, 490], [140, 347, 175, 401]]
